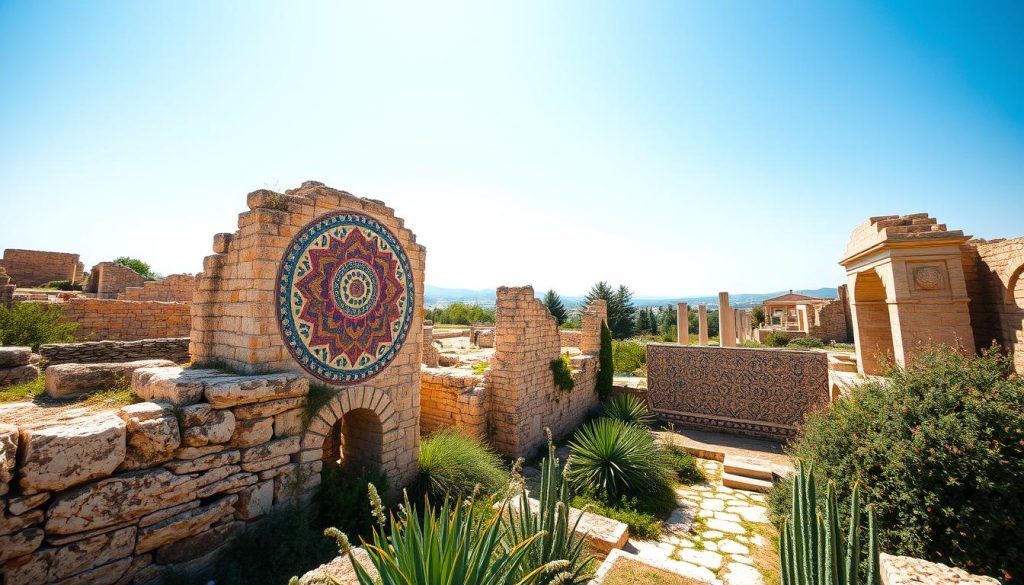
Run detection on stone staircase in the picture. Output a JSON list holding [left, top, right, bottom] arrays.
[[721, 454, 775, 493]]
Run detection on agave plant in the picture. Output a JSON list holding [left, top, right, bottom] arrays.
[[780, 461, 879, 585], [567, 417, 674, 502], [601, 393, 656, 427], [505, 430, 595, 585]]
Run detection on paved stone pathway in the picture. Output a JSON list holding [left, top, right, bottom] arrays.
[[624, 459, 775, 585]]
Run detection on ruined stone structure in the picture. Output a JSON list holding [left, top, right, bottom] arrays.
[[718, 292, 735, 347], [677, 302, 689, 344], [646, 344, 830, 441], [420, 289, 606, 457], [61, 298, 190, 342], [39, 338, 191, 366], [85, 262, 147, 299], [190, 181, 424, 488], [755, 288, 852, 344], [0, 249, 82, 288], [698, 304, 709, 345], [0, 267, 14, 307], [961, 237, 1024, 374], [119, 274, 195, 303]]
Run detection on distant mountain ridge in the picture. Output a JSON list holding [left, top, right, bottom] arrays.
[[424, 285, 839, 309]]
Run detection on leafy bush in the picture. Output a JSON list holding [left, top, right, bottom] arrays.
[[789, 336, 824, 349], [612, 340, 646, 374], [550, 355, 575, 391], [0, 301, 77, 350], [763, 331, 791, 347], [597, 322, 613, 400], [316, 463, 388, 541], [568, 418, 675, 507], [602, 393, 655, 427], [416, 429, 508, 502], [425, 302, 495, 325], [43, 279, 82, 291], [506, 433, 595, 584], [663, 444, 706, 484], [775, 345, 1024, 582], [114, 256, 156, 279]]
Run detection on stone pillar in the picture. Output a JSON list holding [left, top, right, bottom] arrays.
[[719, 292, 735, 347], [698, 304, 709, 345], [676, 302, 688, 345]]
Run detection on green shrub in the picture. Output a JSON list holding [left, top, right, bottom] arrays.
[[571, 494, 664, 540], [663, 444, 705, 484], [597, 322, 613, 400], [775, 345, 1024, 582], [416, 429, 508, 502], [550, 355, 575, 391], [763, 331, 791, 347], [114, 256, 157, 279], [472, 360, 489, 375], [602, 393, 655, 427], [739, 339, 763, 348], [612, 340, 646, 374], [425, 302, 495, 325], [789, 336, 824, 349], [43, 279, 82, 291], [0, 301, 77, 350], [568, 418, 675, 506], [316, 463, 388, 541], [506, 433, 595, 584]]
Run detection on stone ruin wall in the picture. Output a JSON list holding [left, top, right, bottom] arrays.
[[61, 298, 191, 342], [0, 267, 15, 307], [419, 369, 488, 439], [39, 338, 191, 366], [961, 236, 1024, 374], [119, 274, 195, 303], [558, 329, 582, 348], [807, 294, 852, 343], [189, 181, 425, 489], [0, 249, 82, 288], [0, 369, 320, 585], [86, 262, 148, 299], [646, 344, 830, 441]]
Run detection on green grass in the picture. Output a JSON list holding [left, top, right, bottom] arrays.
[[0, 375, 44, 403], [471, 360, 489, 375], [415, 429, 509, 502], [572, 494, 665, 540]]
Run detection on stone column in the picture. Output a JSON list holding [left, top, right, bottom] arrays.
[[698, 304, 709, 345], [719, 292, 736, 347], [676, 302, 688, 345]]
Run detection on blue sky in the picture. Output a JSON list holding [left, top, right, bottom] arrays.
[[1, 1, 1021, 297]]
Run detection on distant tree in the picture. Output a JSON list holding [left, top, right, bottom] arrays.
[[585, 281, 637, 339], [752, 305, 765, 327], [660, 304, 677, 333], [425, 302, 495, 325], [114, 256, 156, 280], [542, 290, 568, 326], [646, 307, 658, 335], [636, 308, 650, 334]]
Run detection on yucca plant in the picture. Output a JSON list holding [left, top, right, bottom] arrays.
[[310, 486, 560, 585], [505, 430, 595, 585], [567, 417, 675, 502], [602, 393, 656, 427], [780, 461, 879, 585]]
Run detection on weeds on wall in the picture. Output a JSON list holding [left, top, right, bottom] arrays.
[[550, 355, 575, 392], [303, 382, 340, 427]]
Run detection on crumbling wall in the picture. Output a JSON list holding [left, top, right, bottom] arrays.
[[808, 298, 851, 343], [61, 298, 190, 341], [39, 338, 191, 365], [86, 262, 147, 299], [419, 369, 487, 438], [963, 237, 1024, 374], [484, 287, 604, 457], [0, 249, 81, 287], [559, 329, 582, 348], [0, 267, 14, 307], [119, 274, 195, 303]]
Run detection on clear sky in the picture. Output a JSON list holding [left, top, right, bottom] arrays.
[[1, 1, 1022, 297]]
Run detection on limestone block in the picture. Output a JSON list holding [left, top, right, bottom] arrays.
[[45, 359, 177, 398], [138, 500, 201, 528], [195, 471, 256, 498], [53, 555, 137, 585], [0, 527, 44, 563], [0, 423, 17, 494], [231, 396, 306, 419], [0, 364, 38, 388], [0, 346, 32, 368], [45, 468, 194, 534], [18, 412, 126, 493], [240, 435, 300, 462], [173, 444, 224, 460], [236, 479, 274, 520], [117, 402, 181, 470], [204, 373, 308, 408], [297, 548, 379, 585], [135, 494, 238, 553], [132, 367, 223, 406], [274, 407, 304, 438], [6, 493, 49, 516], [164, 449, 240, 474], [155, 520, 243, 565], [241, 454, 291, 473], [47, 525, 136, 581], [180, 404, 235, 447], [230, 416, 274, 447], [1, 509, 43, 536]]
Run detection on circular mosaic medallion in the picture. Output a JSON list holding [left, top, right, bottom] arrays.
[[276, 211, 414, 384]]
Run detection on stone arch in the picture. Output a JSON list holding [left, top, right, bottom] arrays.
[[851, 268, 894, 375], [1001, 255, 1024, 305], [301, 386, 398, 473]]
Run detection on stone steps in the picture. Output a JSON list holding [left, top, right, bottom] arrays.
[[721, 472, 773, 493], [721, 454, 775, 493]]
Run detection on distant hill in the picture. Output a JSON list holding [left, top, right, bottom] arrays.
[[424, 285, 838, 309]]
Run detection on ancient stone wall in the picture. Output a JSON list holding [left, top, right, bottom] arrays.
[[119, 274, 195, 303], [421, 326, 440, 368], [86, 262, 147, 299], [61, 298, 190, 342], [808, 297, 851, 343], [559, 329, 582, 348], [484, 287, 604, 457], [0, 368, 319, 585], [0, 249, 81, 287], [646, 344, 830, 441], [39, 338, 191, 365], [962, 237, 1024, 373], [190, 181, 425, 488], [0, 267, 14, 307], [419, 369, 487, 438]]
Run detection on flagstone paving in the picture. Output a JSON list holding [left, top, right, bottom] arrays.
[[622, 459, 776, 585]]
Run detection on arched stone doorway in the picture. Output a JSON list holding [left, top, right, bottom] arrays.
[[321, 408, 384, 470], [851, 269, 894, 375], [301, 386, 401, 479], [1001, 256, 1024, 374]]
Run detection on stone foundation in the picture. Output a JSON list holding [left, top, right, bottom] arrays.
[[39, 338, 191, 365]]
